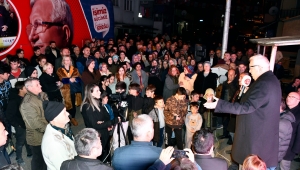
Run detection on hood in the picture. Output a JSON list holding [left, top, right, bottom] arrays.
[[281, 110, 296, 123]]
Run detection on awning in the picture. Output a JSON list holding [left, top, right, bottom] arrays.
[[250, 36, 300, 71]]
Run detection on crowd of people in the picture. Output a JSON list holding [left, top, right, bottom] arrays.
[[0, 33, 299, 170]]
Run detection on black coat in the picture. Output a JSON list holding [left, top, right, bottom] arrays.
[[283, 105, 300, 160], [204, 56, 218, 67], [6, 91, 26, 129], [215, 71, 281, 167], [194, 154, 227, 170], [39, 72, 62, 101], [193, 71, 218, 95], [60, 156, 113, 170]]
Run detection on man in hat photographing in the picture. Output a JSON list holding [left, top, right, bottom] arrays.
[[41, 101, 77, 170]]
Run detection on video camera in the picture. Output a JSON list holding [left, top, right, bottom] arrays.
[[109, 92, 128, 122]]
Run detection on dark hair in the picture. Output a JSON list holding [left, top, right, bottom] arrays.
[[15, 81, 25, 91], [280, 98, 286, 111], [0, 63, 11, 74], [37, 55, 47, 62], [190, 102, 199, 108], [49, 40, 56, 44], [192, 129, 214, 154], [176, 87, 187, 96], [115, 81, 126, 91], [33, 46, 40, 52], [129, 83, 140, 92], [100, 75, 108, 84], [154, 95, 163, 103], [9, 56, 19, 63], [133, 62, 142, 69], [191, 90, 199, 96], [107, 74, 114, 79], [16, 49, 24, 55]]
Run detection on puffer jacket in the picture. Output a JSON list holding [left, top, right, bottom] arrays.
[[20, 91, 48, 146], [278, 110, 295, 161], [164, 95, 187, 128]]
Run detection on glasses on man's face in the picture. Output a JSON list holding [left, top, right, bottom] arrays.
[[288, 95, 299, 100], [26, 19, 63, 36]]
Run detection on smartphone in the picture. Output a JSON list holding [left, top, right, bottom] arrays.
[[171, 150, 188, 158]]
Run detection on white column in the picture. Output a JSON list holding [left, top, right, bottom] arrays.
[[221, 0, 231, 59], [270, 45, 277, 71]]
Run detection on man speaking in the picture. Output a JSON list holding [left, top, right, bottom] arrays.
[[204, 54, 281, 170]]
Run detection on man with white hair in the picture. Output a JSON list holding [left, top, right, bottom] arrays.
[[204, 55, 281, 170], [112, 114, 163, 170], [27, 0, 74, 54]]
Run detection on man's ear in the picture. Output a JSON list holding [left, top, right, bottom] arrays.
[[62, 25, 71, 43]]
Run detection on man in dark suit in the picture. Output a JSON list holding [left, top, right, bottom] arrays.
[[192, 129, 228, 170], [204, 54, 281, 169], [45, 41, 61, 66], [204, 50, 218, 67]]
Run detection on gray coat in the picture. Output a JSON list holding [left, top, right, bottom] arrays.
[[163, 74, 179, 102], [278, 111, 295, 161], [130, 69, 148, 96]]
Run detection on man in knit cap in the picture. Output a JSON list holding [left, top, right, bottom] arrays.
[[41, 101, 77, 170]]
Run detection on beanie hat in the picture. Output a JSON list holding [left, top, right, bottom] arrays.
[[185, 66, 193, 74], [112, 55, 119, 60], [86, 59, 94, 67], [24, 66, 36, 77], [43, 101, 65, 122]]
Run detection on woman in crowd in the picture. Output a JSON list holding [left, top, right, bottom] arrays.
[[99, 75, 112, 95], [160, 60, 169, 86], [39, 62, 63, 102], [107, 56, 118, 74], [82, 59, 101, 87], [57, 55, 82, 126], [178, 65, 197, 95], [196, 62, 204, 73], [190, 59, 196, 71], [99, 62, 112, 76], [163, 65, 181, 101], [35, 55, 47, 78], [242, 154, 266, 170], [131, 62, 148, 96], [193, 61, 217, 97], [108, 74, 116, 93], [24, 66, 38, 78], [148, 60, 163, 95], [80, 84, 119, 162], [115, 66, 131, 93], [16, 49, 30, 69]]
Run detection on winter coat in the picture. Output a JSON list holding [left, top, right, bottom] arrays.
[[278, 110, 295, 161], [20, 91, 48, 146], [56, 66, 82, 110], [193, 71, 218, 95], [163, 74, 179, 102], [178, 73, 197, 94], [164, 96, 188, 128], [215, 71, 281, 167], [39, 72, 62, 102]]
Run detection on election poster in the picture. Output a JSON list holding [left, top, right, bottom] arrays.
[[0, 0, 114, 59]]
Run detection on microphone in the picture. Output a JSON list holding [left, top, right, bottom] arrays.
[[238, 75, 252, 100]]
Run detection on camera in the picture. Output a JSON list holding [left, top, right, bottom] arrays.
[[171, 150, 188, 159], [110, 92, 128, 122]]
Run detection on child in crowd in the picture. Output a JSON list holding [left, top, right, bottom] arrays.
[[185, 102, 202, 148], [127, 83, 144, 143], [188, 90, 200, 112], [149, 95, 165, 147], [143, 84, 156, 114]]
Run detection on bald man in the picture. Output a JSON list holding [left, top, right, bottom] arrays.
[[281, 92, 300, 170], [204, 55, 281, 169]]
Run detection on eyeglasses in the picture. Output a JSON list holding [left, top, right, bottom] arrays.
[[288, 95, 299, 100], [26, 19, 63, 36]]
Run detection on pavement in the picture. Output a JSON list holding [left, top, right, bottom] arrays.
[[7, 107, 300, 170]]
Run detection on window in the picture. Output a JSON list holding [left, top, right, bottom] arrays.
[[124, 0, 132, 11], [112, 0, 119, 6]]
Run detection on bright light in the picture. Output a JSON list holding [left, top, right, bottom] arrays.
[[199, 19, 203, 22], [138, 13, 142, 18], [186, 22, 188, 25]]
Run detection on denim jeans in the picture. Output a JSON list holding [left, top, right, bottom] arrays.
[[153, 127, 164, 147], [15, 126, 32, 160]]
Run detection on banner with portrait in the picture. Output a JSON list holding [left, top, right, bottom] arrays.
[[0, 0, 114, 59]]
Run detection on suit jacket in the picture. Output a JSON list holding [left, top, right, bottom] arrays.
[[215, 71, 281, 167], [60, 156, 113, 170], [194, 154, 227, 170], [204, 56, 218, 67]]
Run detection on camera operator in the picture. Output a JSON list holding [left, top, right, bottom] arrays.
[[111, 82, 129, 150]]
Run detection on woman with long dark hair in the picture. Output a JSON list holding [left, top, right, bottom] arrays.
[[80, 84, 119, 162], [99, 75, 112, 95], [82, 59, 101, 87], [115, 66, 131, 93]]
